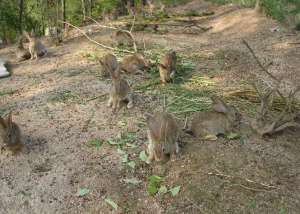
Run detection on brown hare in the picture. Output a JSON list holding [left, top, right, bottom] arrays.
[[120, 53, 150, 74], [146, 111, 180, 163], [99, 53, 118, 77], [0, 112, 23, 153], [113, 30, 134, 47], [107, 66, 133, 112], [190, 96, 241, 139], [16, 36, 31, 61], [23, 31, 47, 60], [159, 50, 177, 84]]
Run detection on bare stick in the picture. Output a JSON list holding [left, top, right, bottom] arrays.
[[130, 15, 136, 33], [242, 39, 279, 82], [86, 16, 137, 52], [229, 183, 270, 192], [183, 116, 188, 130], [142, 36, 146, 51], [208, 169, 278, 190], [60, 21, 134, 54], [288, 42, 300, 45], [86, 93, 108, 101]]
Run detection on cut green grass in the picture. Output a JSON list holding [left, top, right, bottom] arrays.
[[135, 50, 217, 117]]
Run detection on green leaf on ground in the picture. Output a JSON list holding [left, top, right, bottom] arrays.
[[158, 185, 168, 194], [87, 139, 103, 148], [76, 188, 90, 197], [105, 198, 118, 210], [169, 186, 181, 197], [139, 151, 150, 164], [127, 161, 136, 169]]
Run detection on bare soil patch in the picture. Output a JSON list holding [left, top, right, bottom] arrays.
[[1, 1, 300, 213]]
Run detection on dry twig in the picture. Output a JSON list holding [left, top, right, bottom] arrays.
[[87, 16, 137, 52], [207, 169, 278, 191], [60, 21, 134, 54], [242, 39, 279, 82], [86, 93, 108, 102], [242, 39, 300, 136]]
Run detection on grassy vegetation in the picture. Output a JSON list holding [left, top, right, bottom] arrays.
[[208, 0, 299, 22], [134, 49, 217, 117]]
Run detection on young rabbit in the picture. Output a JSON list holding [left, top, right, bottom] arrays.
[[159, 50, 177, 84], [190, 96, 241, 139], [23, 31, 47, 60], [16, 36, 31, 61], [120, 53, 150, 74], [107, 67, 133, 112], [0, 112, 23, 153], [146, 111, 180, 162], [99, 53, 118, 77], [113, 30, 134, 47], [0, 60, 10, 78]]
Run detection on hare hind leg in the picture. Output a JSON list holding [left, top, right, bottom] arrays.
[[29, 49, 34, 60], [126, 94, 134, 109], [107, 94, 113, 107], [147, 131, 155, 163]]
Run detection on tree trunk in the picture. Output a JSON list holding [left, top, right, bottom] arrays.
[[62, 0, 66, 27], [19, 0, 24, 33], [255, 0, 261, 13], [90, 0, 93, 17], [81, 0, 86, 21]]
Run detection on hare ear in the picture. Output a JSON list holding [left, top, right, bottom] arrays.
[[159, 63, 167, 69], [0, 116, 7, 128], [144, 113, 153, 123], [111, 67, 121, 79], [211, 96, 228, 113], [6, 112, 13, 130]]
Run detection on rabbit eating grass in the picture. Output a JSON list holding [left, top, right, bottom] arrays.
[[146, 111, 180, 162], [159, 50, 177, 84]]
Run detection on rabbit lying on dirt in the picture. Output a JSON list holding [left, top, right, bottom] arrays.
[[0, 112, 23, 153], [146, 111, 180, 162], [113, 30, 134, 47], [190, 96, 241, 139], [120, 53, 150, 74], [107, 66, 133, 112]]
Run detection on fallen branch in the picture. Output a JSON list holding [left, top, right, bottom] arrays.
[[86, 93, 108, 102], [242, 39, 279, 82], [130, 15, 136, 33], [228, 183, 271, 192], [86, 16, 137, 52], [207, 169, 278, 191], [242, 39, 300, 136], [288, 42, 300, 45], [59, 21, 134, 54]]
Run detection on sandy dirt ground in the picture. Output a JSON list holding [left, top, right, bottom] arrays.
[[1, 1, 300, 213]]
